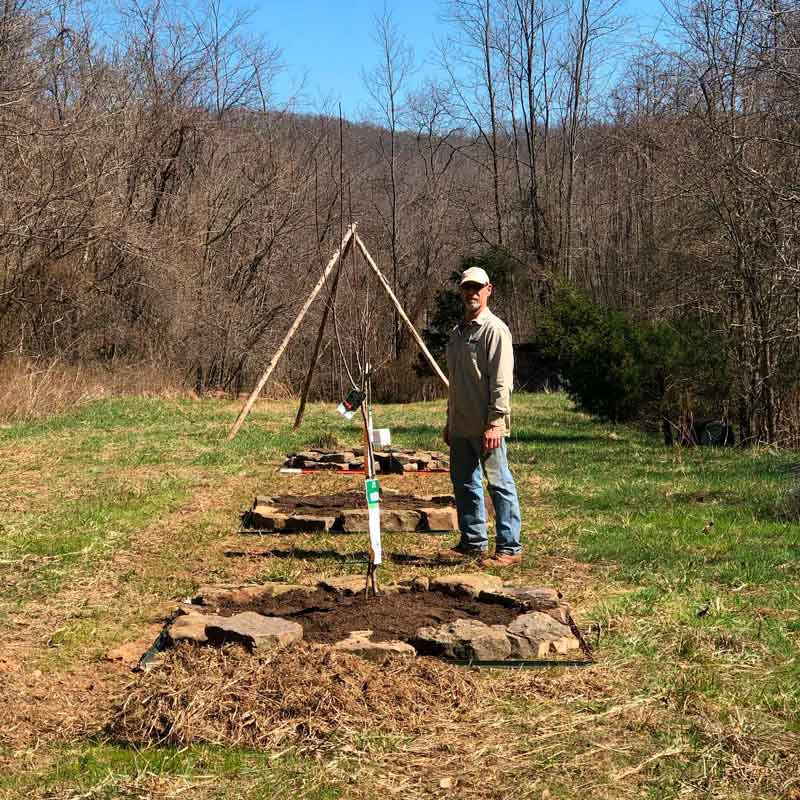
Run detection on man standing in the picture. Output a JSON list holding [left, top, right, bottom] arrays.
[[443, 266, 522, 567]]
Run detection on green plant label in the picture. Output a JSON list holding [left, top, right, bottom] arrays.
[[365, 478, 380, 507]]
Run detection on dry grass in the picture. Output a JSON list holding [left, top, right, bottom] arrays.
[[0, 358, 188, 422], [109, 642, 480, 749]]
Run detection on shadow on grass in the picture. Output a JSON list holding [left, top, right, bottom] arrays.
[[224, 547, 445, 567]]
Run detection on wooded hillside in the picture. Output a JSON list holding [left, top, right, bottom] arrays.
[[1, 0, 798, 442]]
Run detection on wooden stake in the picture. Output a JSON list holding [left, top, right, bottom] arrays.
[[354, 234, 449, 388], [293, 260, 343, 429], [227, 224, 357, 440]]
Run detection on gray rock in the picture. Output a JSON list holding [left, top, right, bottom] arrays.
[[192, 583, 306, 607], [339, 509, 421, 532], [168, 611, 226, 644], [168, 611, 303, 652], [506, 611, 579, 658], [398, 576, 430, 592], [501, 587, 572, 624], [413, 619, 511, 660], [319, 452, 354, 464], [246, 511, 336, 532], [332, 631, 416, 663], [430, 572, 504, 599], [419, 506, 458, 532], [205, 612, 303, 652]]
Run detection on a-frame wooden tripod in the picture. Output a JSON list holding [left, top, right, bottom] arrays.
[[226, 222, 448, 440]]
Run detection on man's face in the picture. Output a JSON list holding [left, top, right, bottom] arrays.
[[460, 281, 492, 316]]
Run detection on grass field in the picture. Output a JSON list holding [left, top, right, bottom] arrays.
[[0, 392, 798, 799]]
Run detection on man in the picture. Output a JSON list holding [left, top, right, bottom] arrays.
[[443, 266, 522, 567]]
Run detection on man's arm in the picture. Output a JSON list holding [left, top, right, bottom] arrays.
[[483, 323, 513, 451]]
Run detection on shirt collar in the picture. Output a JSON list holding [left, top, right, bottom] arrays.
[[463, 307, 492, 328]]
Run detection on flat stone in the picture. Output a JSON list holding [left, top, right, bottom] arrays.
[[319, 452, 354, 464], [381, 509, 422, 530], [415, 452, 433, 464], [398, 576, 430, 592], [413, 619, 511, 660], [401, 462, 419, 472], [419, 506, 459, 532], [332, 631, 416, 663], [294, 451, 321, 463], [246, 511, 336, 532], [193, 583, 306, 607], [430, 573, 504, 599], [501, 587, 571, 624], [339, 509, 421, 532], [504, 586, 562, 604], [338, 510, 370, 532], [206, 612, 303, 652], [506, 611, 580, 658], [318, 576, 369, 595], [168, 611, 226, 644]]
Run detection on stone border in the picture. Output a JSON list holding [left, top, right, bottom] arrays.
[[283, 447, 450, 473], [242, 493, 459, 533], [147, 573, 585, 666]]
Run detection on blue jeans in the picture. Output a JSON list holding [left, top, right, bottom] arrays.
[[449, 437, 522, 554]]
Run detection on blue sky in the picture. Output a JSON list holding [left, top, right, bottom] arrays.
[[234, 0, 673, 119]]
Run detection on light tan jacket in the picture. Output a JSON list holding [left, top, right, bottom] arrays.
[[446, 307, 514, 438]]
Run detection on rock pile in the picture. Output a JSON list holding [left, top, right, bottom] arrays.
[[283, 447, 449, 473]]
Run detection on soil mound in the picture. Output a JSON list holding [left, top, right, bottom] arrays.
[[109, 642, 480, 748], [214, 588, 520, 644]]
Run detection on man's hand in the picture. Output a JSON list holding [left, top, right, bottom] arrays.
[[483, 426, 502, 453], [443, 425, 450, 447]]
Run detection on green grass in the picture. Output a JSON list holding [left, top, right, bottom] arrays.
[[1, 743, 345, 799], [1, 392, 797, 799]]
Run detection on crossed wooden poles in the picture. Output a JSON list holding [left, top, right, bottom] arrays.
[[227, 223, 449, 441]]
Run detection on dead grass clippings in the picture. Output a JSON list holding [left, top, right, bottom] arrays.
[[108, 642, 482, 750]]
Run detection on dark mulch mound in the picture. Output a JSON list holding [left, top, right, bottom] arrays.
[[215, 588, 520, 644], [269, 492, 453, 514]]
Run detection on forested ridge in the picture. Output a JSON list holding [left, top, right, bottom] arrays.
[[1, 0, 799, 443]]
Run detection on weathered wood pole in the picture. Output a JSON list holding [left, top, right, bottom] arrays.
[[227, 224, 357, 440], [293, 260, 344, 429], [354, 234, 449, 388]]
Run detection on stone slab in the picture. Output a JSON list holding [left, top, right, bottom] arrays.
[[332, 631, 416, 663], [506, 611, 580, 658], [430, 573, 504, 599], [339, 508, 422, 532], [319, 452, 355, 464], [205, 612, 303, 652], [193, 583, 305, 607], [413, 619, 512, 660], [247, 511, 336, 533], [419, 507, 459, 532], [168, 611, 226, 644]]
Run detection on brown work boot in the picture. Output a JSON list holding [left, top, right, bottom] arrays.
[[481, 551, 523, 568], [437, 544, 487, 564]]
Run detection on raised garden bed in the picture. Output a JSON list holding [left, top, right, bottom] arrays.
[[282, 447, 449, 473], [242, 492, 459, 533], [146, 573, 589, 667]]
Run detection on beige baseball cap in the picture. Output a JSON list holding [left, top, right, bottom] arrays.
[[459, 266, 490, 286]]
